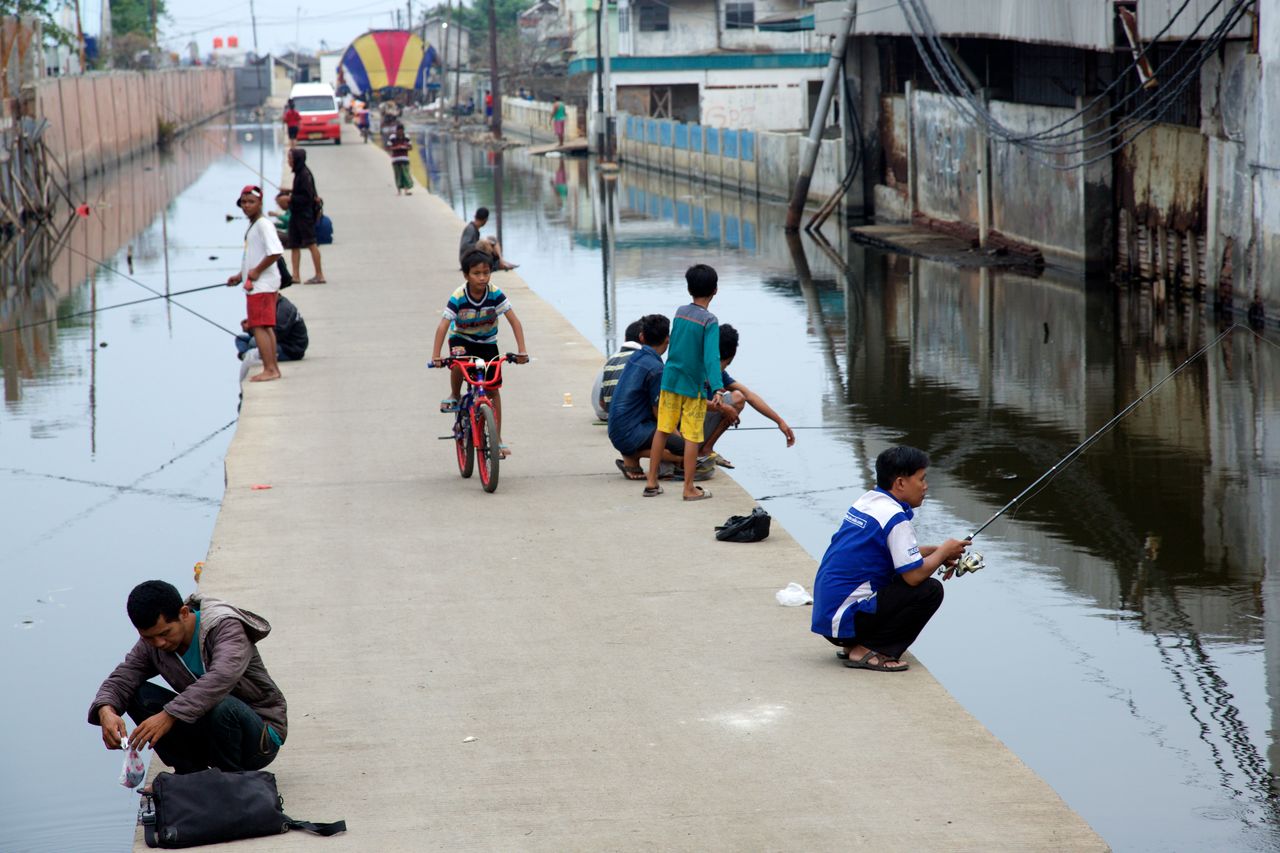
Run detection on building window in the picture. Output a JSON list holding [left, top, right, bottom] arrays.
[[638, 2, 668, 32], [725, 1, 754, 29]]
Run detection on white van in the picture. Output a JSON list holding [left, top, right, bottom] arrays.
[[288, 82, 341, 144]]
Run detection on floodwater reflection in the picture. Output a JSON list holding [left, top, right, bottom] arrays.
[[418, 129, 1280, 852], [0, 122, 278, 853]]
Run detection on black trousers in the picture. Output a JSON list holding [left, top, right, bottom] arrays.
[[126, 683, 280, 775], [850, 574, 944, 659]]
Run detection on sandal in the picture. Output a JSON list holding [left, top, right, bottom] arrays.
[[440, 397, 459, 412], [707, 452, 734, 469], [615, 459, 645, 480], [642, 485, 663, 497], [498, 444, 510, 458], [844, 650, 909, 672], [304, 276, 327, 285], [682, 487, 713, 502]]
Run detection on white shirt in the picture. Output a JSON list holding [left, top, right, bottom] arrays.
[[241, 217, 284, 294]]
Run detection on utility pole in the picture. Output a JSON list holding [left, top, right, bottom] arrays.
[[454, 19, 463, 112], [594, 0, 604, 155], [785, 0, 857, 232], [487, 0, 501, 138], [442, 1, 452, 107], [250, 0, 265, 186], [601, 0, 613, 159], [72, 0, 87, 71]]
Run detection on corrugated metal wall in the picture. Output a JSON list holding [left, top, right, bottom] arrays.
[[850, 0, 1113, 50], [1138, 0, 1254, 41]]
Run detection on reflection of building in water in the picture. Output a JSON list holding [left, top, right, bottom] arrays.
[[0, 126, 232, 403], [832, 240, 1280, 797]]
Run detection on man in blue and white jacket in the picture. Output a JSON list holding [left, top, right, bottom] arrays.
[[811, 446, 970, 672]]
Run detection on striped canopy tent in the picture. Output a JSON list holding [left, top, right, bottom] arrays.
[[340, 30, 438, 96]]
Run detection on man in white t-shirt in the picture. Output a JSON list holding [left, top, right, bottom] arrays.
[[226, 185, 285, 382]]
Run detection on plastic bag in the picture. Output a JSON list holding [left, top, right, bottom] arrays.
[[775, 582, 813, 607], [119, 742, 147, 789]]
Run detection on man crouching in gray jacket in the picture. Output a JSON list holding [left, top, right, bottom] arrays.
[[89, 580, 287, 774]]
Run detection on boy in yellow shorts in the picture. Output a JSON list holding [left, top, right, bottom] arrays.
[[644, 264, 724, 501]]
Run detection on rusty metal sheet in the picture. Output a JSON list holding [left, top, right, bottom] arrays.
[[880, 94, 908, 191], [1119, 123, 1207, 232]]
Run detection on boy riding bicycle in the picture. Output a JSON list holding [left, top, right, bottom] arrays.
[[432, 251, 529, 457]]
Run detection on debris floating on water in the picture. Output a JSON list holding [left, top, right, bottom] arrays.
[[462, 736, 477, 743]]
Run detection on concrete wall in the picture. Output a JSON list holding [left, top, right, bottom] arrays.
[[34, 68, 234, 184], [616, 109, 840, 203], [603, 66, 826, 132], [911, 89, 980, 226], [874, 86, 1111, 267], [502, 97, 583, 141]]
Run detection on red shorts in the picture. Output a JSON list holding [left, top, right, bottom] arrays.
[[246, 292, 278, 329]]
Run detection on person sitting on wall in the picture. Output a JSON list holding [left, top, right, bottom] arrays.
[[697, 324, 796, 469], [236, 293, 309, 382], [459, 206, 516, 271], [591, 318, 644, 421], [89, 580, 288, 773], [607, 314, 687, 480]]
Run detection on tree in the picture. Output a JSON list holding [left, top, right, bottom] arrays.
[[11, 0, 72, 46], [111, 0, 168, 38]]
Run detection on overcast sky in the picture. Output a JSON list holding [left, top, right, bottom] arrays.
[[80, 0, 438, 56]]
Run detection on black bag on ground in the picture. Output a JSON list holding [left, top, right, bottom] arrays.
[[715, 507, 772, 542], [138, 768, 346, 848]]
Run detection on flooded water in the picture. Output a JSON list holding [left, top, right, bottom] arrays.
[[0, 122, 283, 852], [415, 130, 1280, 853]]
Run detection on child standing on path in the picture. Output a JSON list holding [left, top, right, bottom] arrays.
[[644, 264, 724, 501], [226, 185, 285, 382], [431, 251, 530, 457], [552, 97, 567, 146], [389, 124, 413, 195]]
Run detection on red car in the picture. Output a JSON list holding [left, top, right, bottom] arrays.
[[290, 85, 342, 145]]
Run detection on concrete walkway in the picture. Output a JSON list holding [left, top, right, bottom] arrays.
[[154, 127, 1107, 851]]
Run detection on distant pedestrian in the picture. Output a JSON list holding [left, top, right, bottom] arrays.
[[551, 96, 566, 146], [643, 264, 724, 501], [389, 124, 413, 195], [287, 148, 326, 284], [458, 206, 516, 271], [225, 185, 284, 382], [810, 446, 971, 672], [282, 100, 301, 148], [484, 90, 493, 118]]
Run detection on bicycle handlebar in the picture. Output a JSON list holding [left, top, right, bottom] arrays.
[[426, 353, 526, 389]]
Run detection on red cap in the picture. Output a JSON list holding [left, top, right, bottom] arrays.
[[237, 185, 263, 204]]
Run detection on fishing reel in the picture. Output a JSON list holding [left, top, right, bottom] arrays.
[[938, 551, 985, 578]]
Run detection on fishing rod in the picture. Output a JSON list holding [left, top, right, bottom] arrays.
[[63, 245, 239, 336], [1, 283, 229, 335], [967, 323, 1245, 540]]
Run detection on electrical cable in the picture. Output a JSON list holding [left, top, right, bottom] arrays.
[[894, 0, 1255, 168]]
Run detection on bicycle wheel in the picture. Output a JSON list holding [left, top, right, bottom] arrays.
[[455, 410, 474, 478], [475, 402, 500, 493]]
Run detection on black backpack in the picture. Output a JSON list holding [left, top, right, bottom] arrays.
[[715, 507, 772, 542], [277, 257, 293, 288]]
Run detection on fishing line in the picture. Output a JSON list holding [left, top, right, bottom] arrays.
[[63, 245, 239, 336], [968, 323, 1250, 540], [1, 283, 229, 335]]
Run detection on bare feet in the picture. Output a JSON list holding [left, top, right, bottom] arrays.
[[249, 370, 281, 382], [499, 261, 518, 271]]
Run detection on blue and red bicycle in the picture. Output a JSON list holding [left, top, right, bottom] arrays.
[[428, 353, 522, 493]]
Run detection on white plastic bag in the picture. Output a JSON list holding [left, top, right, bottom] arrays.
[[118, 742, 147, 789], [775, 582, 813, 607]]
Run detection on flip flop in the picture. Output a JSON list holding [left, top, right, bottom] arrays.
[[682, 487, 713, 502], [643, 485, 663, 497], [844, 650, 909, 672], [304, 277, 327, 284], [498, 444, 511, 458], [615, 459, 645, 480], [440, 397, 459, 412], [707, 452, 734, 469]]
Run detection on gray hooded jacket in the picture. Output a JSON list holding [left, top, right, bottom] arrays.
[[88, 593, 288, 740]]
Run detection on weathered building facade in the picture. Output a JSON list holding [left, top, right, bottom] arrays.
[[820, 0, 1279, 322]]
